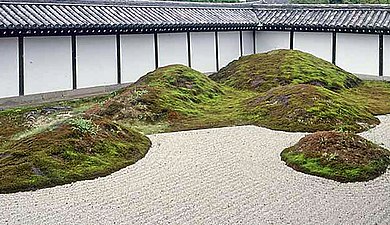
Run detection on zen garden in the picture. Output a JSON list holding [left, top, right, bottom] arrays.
[[1, 0, 390, 224], [1, 49, 389, 193]]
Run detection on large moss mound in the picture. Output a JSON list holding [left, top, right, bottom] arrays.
[[0, 118, 150, 193], [247, 84, 379, 132], [210, 49, 361, 92], [281, 131, 390, 182], [89, 64, 226, 122]]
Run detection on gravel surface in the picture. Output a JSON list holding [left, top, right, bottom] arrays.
[[1, 116, 389, 225], [361, 115, 390, 149]]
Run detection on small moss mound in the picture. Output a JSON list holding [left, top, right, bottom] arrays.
[[247, 84, 379, 132], [211, 49, 361, 92], [89, 64, 226, 121], [0, 118, 150, 193], [281, 131, 390, 182]]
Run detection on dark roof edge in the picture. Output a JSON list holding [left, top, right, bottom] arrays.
[[0, 0, 259, 9], [253, 3, 390, 10]]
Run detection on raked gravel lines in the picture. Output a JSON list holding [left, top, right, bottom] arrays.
[[1, 115, 390, 225]]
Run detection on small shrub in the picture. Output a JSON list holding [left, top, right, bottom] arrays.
[[68, 118, 99, 135]]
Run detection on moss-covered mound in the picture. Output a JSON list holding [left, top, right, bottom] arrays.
[[211, 49, 361, 92], [281, 131, 390, 182], [247, 84, 379, 132], [0, 118, 150, 193], [89, 64, 225, 122]]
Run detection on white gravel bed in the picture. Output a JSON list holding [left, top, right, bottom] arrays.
[[360, 115, 390, 149], [1, 116, 389, 225]]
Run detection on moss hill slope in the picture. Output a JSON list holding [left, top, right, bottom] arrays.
[[210, 50, 361, 92], [248, 84, 378, 132], [89, 64, 227, 125]]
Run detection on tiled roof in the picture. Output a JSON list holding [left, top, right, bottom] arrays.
[[0, 0, 258, 36], [254, 4, 390, 33], [0, 1, 390, 37]]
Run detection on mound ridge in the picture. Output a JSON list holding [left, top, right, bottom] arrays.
[[211, 49, 361, 92], [247, 84, 379, 132], [281, 131, 390, 182], [90, 64, 225, 121]]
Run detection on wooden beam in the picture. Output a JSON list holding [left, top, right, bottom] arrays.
[[18, 36, 24, 96], [116, 34, 121, 84], [215, 31, 219, 71], [332, 32, 337, 65], [71, 35, 77, 89], [379, 34, 384, 77]]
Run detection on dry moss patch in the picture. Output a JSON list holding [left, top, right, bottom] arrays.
[[247, 84, 379, 132], [210, 49, 361, 92], [281, 131, 390, 182], [0, 118, 150, 194]]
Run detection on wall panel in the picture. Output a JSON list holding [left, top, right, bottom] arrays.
[[336, 33, 379, 76], [242, 31, 254, 56], [294, 32, 332, 62], [76, 35, 117, 89], [0, 37, 18, 98], [121, 34, 155, 82], [384, 35, 390, 77], [158, 33, 188, 67], [24, 36, 72, 95], [218, 31, 240, 68], [190, 32, 216, 73], [255, 31, 290, 53]]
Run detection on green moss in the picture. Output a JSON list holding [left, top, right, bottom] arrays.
[[281, 131, 390, 182], [210, 49, 361, 92], [91, 64, 227, 122], [246, 84, 378, 132], [341, 80, 390, 115], [0, 119, 150, 194]]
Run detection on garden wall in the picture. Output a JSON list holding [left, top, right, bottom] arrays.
[[24, 36, 73, 95], [0, 31, 388, 101], [0, 37, 18, 98], [190, 32, 217, 73], [293, 32, 333, 62], [336, 33, 379, 76], [76, 35, 118, 89], [255, 31, 290, 53], [384, 35, 390, 77], [120, 34, 155, 83]]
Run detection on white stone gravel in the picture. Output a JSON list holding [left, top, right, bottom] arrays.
[[1, 116, 389, 225]]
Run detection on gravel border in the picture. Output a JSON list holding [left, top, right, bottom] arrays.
[[0, 116, 389, 225]]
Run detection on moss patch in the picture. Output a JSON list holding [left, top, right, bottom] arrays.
[[0, 118, 150, 194], [247, 84, 379, 132], [341, 81, 390, 115], [281, 131, 390, 182], [210, 49, 361, 92]]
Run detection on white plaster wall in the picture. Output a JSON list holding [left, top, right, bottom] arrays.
[[242, 31, 254, 56], [190, 32, 216, 73], [0, 37, 18, 98], [218, 31, 240, 68], [384, 35, 390, 77], [294, 32, 332, 62], [256, 31, 290, 53], [158, 33, 188, 67], [76, 35, 117, 89], [336, 33, 379, 76], [121, 34, 155, 82], [24, 36, 72, 95]]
